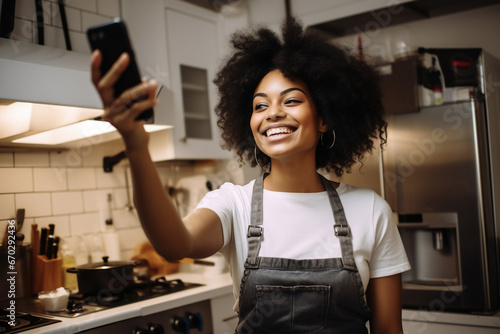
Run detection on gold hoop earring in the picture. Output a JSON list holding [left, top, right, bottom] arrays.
[[320, 130, 336, 149]]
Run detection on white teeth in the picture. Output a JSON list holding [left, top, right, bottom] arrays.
[[266, 127, 294, 137]]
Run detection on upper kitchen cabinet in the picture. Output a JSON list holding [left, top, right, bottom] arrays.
[[122, 0, 231, 160], [302, 0, 500, 38], [289, 0, 415, 28]]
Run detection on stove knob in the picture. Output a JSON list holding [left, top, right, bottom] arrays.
[[148, 323, 165, 334], [172, 315, 190, 334], [187, 312, 204, 331], [133, 328, 149, 334]]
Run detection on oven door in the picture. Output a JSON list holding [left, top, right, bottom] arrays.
[[79, 299, 213, 334]]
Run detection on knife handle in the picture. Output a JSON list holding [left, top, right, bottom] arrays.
[[46, 235, 55, 259], [40, 227, 47, 255]]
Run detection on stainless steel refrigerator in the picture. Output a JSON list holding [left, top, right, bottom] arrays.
[[341, 48, 500, 313]]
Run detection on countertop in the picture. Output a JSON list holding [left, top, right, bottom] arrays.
[[17, 272, 500, 332], [21, 272, 233, 334], [402, 308, 500, 329]]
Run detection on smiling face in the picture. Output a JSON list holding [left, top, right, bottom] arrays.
[[251, 70, 327, 164]]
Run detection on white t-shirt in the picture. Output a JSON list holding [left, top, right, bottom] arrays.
[[196, 180, 411, 311]]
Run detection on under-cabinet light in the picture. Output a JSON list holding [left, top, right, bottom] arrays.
[[13, 120, 171, 145]]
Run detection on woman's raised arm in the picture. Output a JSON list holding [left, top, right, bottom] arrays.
[[90, 50, 223, 261]]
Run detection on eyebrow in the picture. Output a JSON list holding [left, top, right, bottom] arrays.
[[253, 87, 306, 100]]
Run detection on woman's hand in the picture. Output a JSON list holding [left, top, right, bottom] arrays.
[[90, 50, 158, 150]]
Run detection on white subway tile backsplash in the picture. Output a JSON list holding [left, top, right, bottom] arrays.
[[97, 0, 120, 17], [117, 227, 148, 252], [0, 194, 15, 220], [113, 188, 132, 211], [67, 168, 97, 190], [14, 152, 50, 167], [81, 11, 110, 32], [112, 208, 140, 229], [15, 0, 36, 21], [50, 150, 83, 168], [52, 191, 83, 215], [66, 0, 98, 13], [43, 24, 66, 49], [52, 2, 82, 31], [83, 189, 110, 213], [35, 215, 71, 237], [96, 168, 126, 188], [42, 0, 53, 26], [69, 212, 100, 236], [34, 168, 68, 192], [15, 193, 52, 217], [11, 18, 33, 42], [69, 30, 89, 53], [0, 168, 33, 193], [0, 153, 13, 167]]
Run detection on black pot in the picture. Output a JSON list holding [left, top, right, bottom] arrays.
[[66, 256, 139, 298]]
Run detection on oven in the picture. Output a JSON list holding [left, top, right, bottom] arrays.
[[79, 299, 212, 334], [3, 278, 214, 333]]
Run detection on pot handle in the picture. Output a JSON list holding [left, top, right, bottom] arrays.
[[66, 267, 80, 273]]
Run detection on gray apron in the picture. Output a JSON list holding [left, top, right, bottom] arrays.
[[236, 173, 371, 333]]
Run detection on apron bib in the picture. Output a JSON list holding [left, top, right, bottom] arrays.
[[236, 174, 371, 334]]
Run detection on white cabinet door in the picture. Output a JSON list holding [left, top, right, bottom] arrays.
[[122, 0, 230, 160], [156, 8, 230, 160]]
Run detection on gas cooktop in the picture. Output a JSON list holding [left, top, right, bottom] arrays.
[[0, 309, 60, 333], [7, 278, 203, 332]]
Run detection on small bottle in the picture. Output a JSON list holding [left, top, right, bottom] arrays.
[[60, 240, 78, 292], [433, 85, 443, 105], [430, 57, 443, 105]]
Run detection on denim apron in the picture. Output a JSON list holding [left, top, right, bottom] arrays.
[[236, 174, 371, 333]]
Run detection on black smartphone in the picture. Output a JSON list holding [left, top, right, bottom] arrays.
[[87, 18, 153, 122]]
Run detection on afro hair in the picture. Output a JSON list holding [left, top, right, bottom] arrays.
[[213, 17, 386, 177]]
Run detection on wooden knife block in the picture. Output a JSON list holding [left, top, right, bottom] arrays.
[[32, 255, 62, 293]]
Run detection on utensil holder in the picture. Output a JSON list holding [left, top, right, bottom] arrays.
[[32, 255, 62, 293]]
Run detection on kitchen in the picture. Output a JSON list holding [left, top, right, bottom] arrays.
[[1, 0, 500, 333]]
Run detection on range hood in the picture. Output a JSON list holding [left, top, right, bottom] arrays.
[[0, 38, 169, 149]]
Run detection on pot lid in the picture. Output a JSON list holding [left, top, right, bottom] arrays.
[[75, 256, 137, 270]]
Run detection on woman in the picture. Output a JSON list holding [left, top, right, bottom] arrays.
[[91, 17, 410, 334]]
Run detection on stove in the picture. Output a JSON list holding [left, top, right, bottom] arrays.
[[49, 278, 202, 318], [0, 309, 60, 333], [6, 278, 211, 333]]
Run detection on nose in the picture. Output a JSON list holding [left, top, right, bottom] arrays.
[[266, 104, 285, 121]]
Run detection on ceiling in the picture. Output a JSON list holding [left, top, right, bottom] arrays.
[[307, 0, 500, 38]]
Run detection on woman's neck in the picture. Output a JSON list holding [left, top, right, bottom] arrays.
[[264, 159, 326, 193]]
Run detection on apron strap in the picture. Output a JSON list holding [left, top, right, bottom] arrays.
[[245, 173, 267, 268], [319, 174, 357, 271], [245, 173, 357, 271]]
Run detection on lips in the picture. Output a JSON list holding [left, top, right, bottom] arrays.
[[264, 126, 297, 137]]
